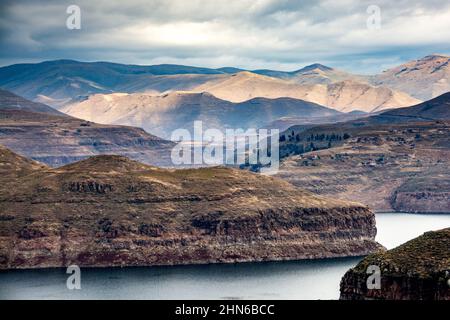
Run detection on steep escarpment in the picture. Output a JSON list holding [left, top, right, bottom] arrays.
[[340, 228, 450, 300], [0, 146, 381, 269]]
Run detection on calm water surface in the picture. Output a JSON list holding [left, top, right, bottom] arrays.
[[1, 213, 449, 300]]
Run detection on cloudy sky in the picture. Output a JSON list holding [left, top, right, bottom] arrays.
[[1, 0, 450, 73]]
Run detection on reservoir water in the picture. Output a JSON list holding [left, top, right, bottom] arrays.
[[1, 213, 449, 300]]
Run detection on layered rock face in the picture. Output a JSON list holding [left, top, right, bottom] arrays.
[[391, 174, 450, 213], [0, 109, 175, 167], [0, 146, 381, 269], [340, 228, 450, 300]]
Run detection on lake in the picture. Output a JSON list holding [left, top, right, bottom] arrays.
[[1, 213, 449, 300]]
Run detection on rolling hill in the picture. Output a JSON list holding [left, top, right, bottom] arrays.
[[0, 88, 64, 115], [61, 91, 341, 139], [274, 93, 450, 213], [0, 60, 226, 108], [380, 91, 450, 120]]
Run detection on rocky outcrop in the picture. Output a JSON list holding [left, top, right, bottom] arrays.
[[371, 54, 450, 100], [390, 172, 450, 213], [340, 228, 450, 300], [0, 146, 382, 269]]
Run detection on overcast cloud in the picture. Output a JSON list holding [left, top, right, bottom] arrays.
[[1, 0, 450, 73]]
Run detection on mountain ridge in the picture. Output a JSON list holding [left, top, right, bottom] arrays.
[[274, 92, 450, 213]]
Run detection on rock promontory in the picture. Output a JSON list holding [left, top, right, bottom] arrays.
[[0, 146, 381, 269]]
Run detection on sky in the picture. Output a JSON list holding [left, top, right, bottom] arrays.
[[1, 0, 450, 74]]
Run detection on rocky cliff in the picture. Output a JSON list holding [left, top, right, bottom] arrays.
[[0, 146, 381, 269], [391, 174, 450, 213], [340, 228, 450, 300]]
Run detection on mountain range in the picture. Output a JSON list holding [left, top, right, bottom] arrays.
[[2, 54, 449, 114], [0, 145, 381, 269], [1, 51, 449, 278], [250, 63, 367, 85]]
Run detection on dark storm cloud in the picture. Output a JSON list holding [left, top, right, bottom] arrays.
[[1, 0, 450, 73]]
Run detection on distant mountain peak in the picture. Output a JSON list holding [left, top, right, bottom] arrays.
[[296, 63, 334, 73], [235, 70, 266, 77]]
